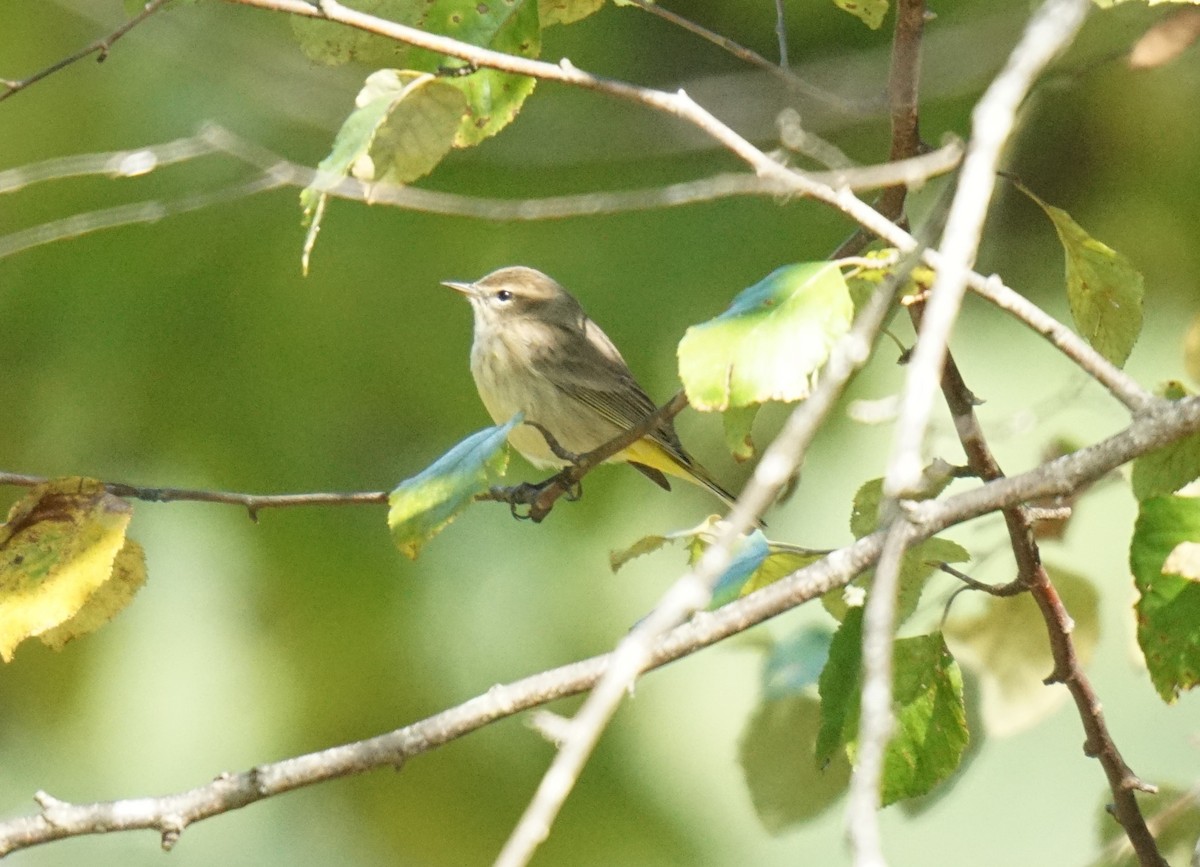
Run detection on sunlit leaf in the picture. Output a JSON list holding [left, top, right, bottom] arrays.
[[0, 478, 146, 662], [1130, 382, 1200, 501], [739, 695, 851, 834], [539, 0, 604, 25], [38, 541, 147, 652], [301, 70, 466, 273], [834, 0, 888, 29], [739, 546, 827, 598], [944, 566, 1100, 736], [426, 0, 540, 145], [1019, 184, 1144, 367], [678, 263, 853, 411], [388, 415, 520, 559], [1130, 495, 1200, 702]]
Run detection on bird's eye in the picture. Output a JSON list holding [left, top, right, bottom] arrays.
[[496, 289, 513, 302]]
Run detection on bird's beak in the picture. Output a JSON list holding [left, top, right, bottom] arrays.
[[441, 279, 474, 296]]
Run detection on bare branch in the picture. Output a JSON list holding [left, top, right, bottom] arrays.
[[0, 472, 388, 520], [0, 0, 171, 103], [846, 3, 929, 860], [623, 0, 867, 118], [888, 0, 1090, 498], [0, 122, 962, 262]]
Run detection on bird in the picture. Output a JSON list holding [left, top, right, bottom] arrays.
[[442, 266, 738, 509]]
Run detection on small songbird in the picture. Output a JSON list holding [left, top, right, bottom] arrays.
[[442, 266, 737, 508]]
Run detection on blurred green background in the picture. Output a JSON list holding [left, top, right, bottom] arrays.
[[1, 1, 1198, 864]]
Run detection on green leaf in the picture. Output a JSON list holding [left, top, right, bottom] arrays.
[[944, 566, 1099, 736], [388, 415, 520, 559], [292, 0, 540, 146], [1129, 495, 1200, 702], [539, 0, 604, 25], [815, 606, 863, 765], [739, 695, 852, 834], [1130, 383, 1200, 500], [871, 632, 967, 806], [722, 404, 759, 462], [301, 71, 467, 273], [677, 263, 854, 411], [850, 477, 885, 538], [816, 614, 969, 804], [1019, 185, 1144, 367], [834, 0, 889, 29], [849, 465, 957, 538], [292, 0, 424, 66], [422, 0, 541, 145], [0, 478, 147, 662]]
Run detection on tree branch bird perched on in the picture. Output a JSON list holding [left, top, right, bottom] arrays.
[[442, 266, 738, 510]]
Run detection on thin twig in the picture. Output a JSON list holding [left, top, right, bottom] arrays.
[[0, 395, 1196, 857], [0, 121, 963, 262], [887, 0, 1090, 497], [846, 3, 929, 861], [773, 0, 789, 69], [0, 472, 388, 521], [0, 0, 171, 103], [622, 0, 865, 116], [915, 294, 1165, 863], [0, 171, 293, 261]]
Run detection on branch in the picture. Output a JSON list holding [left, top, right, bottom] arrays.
[[623, 0, 871, 118], [0, 122, 962, 262], [2, 394, 1197, 858], [846, 2, 929, 861], [915, 296, 1166, 864], [0, 472, 387, 520], [887, 0, 1090, 498], [0, 0, 171, 103]]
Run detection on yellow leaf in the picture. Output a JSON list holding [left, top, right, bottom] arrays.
[[0, 478, 146, 661]]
